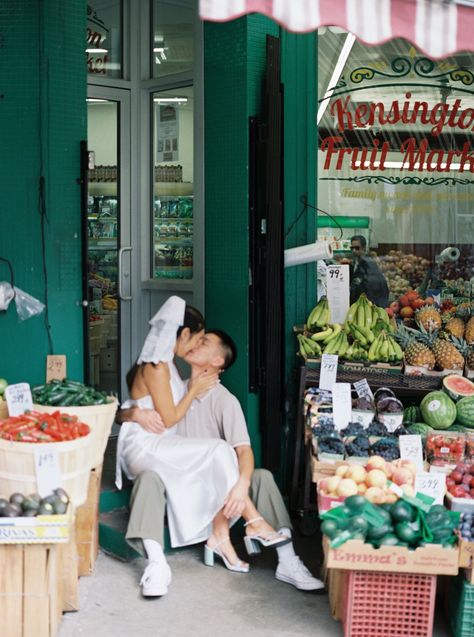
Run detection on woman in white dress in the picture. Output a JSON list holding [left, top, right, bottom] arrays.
[[116, 296, 249, 594]]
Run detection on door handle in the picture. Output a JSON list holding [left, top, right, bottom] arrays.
[[118, 246, 132, 301]]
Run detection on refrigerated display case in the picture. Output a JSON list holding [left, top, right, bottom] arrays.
[[153, 184, 193, 280]]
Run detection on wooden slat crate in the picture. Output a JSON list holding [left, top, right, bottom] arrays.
[[75, 465, 102, 576]]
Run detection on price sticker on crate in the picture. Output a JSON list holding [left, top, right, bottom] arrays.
[[34, 447, 62, 497], [332, 383, 352, 431], [399, 435, 424, 473], [319, 354, 338, 390], [415, 471, 446, 505], [4, 383, 33, 416], [326, 264, 349, 324]]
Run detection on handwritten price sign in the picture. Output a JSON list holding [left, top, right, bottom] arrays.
[[46, 355, 67, 382], [34, 448, 62, 497], [5, 383, 33, 416], [415, 471, 446, 505], [326, 264, 349, 324], [319, 354, 338, 391], [399, 435, 424, 472], [332, 383, 352, 431]]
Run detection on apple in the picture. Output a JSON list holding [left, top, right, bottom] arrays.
[[451, 471, 463, 484], [366, 469, 388, 489], [367, 456, 386, 471], [336, 479, 359, 497], [346, 465, 367, 483], [400, 306, 414, 319], [392, 468, 414, 486], [327, 476, 341, 494], [365, 486, 385, 504], [335, 464, 350, 478], [357, 483, 367, 495]]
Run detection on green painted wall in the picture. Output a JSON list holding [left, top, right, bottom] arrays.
[[0, 0, 86, 385], [204, 15, 279, 465]]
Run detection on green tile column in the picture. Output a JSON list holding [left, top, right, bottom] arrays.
[[0, 0, 86, 385]]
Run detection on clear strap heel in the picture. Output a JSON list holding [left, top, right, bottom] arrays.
[[203, 536, 249, 573], [243, 517, 291, 555]]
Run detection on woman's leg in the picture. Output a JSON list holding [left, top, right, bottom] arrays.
[[241, 497, 288, 540], [206, 509, 248, 568]]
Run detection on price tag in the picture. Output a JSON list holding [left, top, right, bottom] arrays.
[[5, 383, 33, 417], [34, 447, 62, 497], [399, 435, 424, 473], [415, 471, 446, 505], [46, 355, 67, 382], [319, 354, 338, 391], [332, 383, 352, 431], [387, 481, 403, 497], [353, 379, 374, 401], [326, 264, 350, 324]]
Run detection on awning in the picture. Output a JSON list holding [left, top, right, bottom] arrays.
[[199, 0, 474, 58]]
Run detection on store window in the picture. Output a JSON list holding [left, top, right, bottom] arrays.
[[151, 0, 194, 78], [152, 87, 194, 280], [317, 29, 474, 307], [87, 1, 123, 78]]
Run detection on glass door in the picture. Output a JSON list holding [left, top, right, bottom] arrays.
[[85, 87, 131, 398]]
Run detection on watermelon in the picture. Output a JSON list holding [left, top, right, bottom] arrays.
[[446, 422, 468, 432], [455, 396, 474, 429], [442, 375, 474, 401], [407, 423, 432, 437], [403, 406, 421, 424], [420, 391, 457, 429]]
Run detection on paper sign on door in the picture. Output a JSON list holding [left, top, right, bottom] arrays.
[[326, 264, 349, 324]]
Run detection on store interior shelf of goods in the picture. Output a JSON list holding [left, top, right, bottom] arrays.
[[89, 183, 117, 196], [154, 182, 193, 196]]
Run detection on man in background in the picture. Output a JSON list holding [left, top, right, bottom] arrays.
[[349, 234, 389, 307]]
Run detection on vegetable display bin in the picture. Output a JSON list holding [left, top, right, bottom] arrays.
[[446, 572, 474, 637], [0, 434, 94, 507], [33, 398, 118, 469], [343, 570, 437, 637]]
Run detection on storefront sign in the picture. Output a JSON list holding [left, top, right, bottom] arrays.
[[87, 5, 109, 75]]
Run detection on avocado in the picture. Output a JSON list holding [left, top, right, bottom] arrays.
[[53, 500, 68, 515], [22, 509, 37, 517], [0, 497, 9, 511], [9, 493, 25, 506], [8, 502, 22, 515], [28, 493, 42, 505], [53, 488, 70, 505], [37, 502, 54, 515], [2, 504, 20, 517], [22, 497, 40, 513]]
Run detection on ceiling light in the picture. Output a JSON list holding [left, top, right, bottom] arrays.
[[153, 97, 188, 104], [86, 98, 109, 103], [86, 48, 108, 53]]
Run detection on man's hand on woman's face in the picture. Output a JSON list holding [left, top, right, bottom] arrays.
[[133, 408, 166, 434]]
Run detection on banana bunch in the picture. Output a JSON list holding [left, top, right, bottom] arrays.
[[103, 295, 118, 311], [347, 322, 375, 347], [322, 328, 350, 357], [344, 342, 368, 361], [297, 334, 322, 359], [306, 297, 330, 330], [367, 331, 403, 363], [345, 293, 392, 332]]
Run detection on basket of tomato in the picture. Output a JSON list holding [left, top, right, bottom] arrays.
[[425, 431, 466, 468], [0, 411, 95, 506]]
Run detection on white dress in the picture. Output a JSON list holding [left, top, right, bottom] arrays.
[[116, 362, 239, 547]]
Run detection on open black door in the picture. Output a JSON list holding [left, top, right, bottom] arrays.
[[249, 35, 284, 472]]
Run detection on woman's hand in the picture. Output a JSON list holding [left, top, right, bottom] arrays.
[[189, 369, 219, 398]]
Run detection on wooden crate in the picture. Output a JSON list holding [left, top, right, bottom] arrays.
[[75, 465, 102, 576], [58, 520, 79, 612], [0, 544, 60, 637]]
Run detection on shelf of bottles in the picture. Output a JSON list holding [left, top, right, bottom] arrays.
[[154, 191, 193, 280], [87, 192, 118, 314]]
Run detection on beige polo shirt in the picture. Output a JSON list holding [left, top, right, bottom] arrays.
[[177, 383, 251, 448]]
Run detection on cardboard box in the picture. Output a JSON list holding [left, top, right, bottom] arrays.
[[324, 538, 459, 575], [459, 538, 474, 569], [0, 543, 60, 637], [327, 568, 345, 621], [0, 401, 8, 420], [0, 508, 72, 545], [310, 456, 341, 483], [58, 522, 79, 612], [75, 465, 102, 576], [317, 489, 345, 514]]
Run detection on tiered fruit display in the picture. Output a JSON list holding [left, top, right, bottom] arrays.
[[300, 295, 402, 364], [378, 250, 430, 296], [388, 290, 434, 320], [318, 456, 417, 504]]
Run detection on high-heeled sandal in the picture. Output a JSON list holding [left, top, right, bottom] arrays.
[[203, 536, 249, 573], [243, 517, 291, 555]]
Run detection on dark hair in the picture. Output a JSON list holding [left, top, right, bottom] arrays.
[[351, 235, 367, 250], [206, 329, 237, 370], [126, 303, 205, 392]]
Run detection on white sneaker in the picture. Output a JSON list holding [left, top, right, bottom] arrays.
[[140, 561, 172, 597], [275, 556, 325, 591]]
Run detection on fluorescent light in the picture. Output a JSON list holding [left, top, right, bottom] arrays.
[[86, 98, 109, 103], [86, 48, 108, 53], [155, 56, 161, 64], [153, 97, 188, 104]]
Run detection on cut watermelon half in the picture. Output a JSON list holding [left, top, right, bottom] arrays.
[[443, 374, 474, 401]]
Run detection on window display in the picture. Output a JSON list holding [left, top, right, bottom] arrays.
[[87, 1, 123, 78], [151, 0, 194, 79]]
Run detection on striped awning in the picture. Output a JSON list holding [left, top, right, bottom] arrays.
[[199, 0, 474, 59]]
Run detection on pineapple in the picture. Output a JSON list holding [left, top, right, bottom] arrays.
[[416, 306, 442, 332], [395, 325, 435, 370], [466, 348, 474, 371], [431, 335, 464, 370], [465, 316, 474, 344], [444, 316, 465, 339]]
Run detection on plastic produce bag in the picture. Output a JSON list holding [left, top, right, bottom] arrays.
[[0, 281, 15, 311], [13, 287, 45, 321]]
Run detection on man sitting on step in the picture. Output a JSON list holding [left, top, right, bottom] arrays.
[[118, 329, 324, 597]]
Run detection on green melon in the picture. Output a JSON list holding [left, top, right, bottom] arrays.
[[407, 422, 432, 437], [455, 396, 474, 429], [420, 391, 457, 429], [443, 375, 474, 402], [403, 406, 421, 424], [446, 422, 468, 432]]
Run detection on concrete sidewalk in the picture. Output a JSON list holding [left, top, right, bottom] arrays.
[[58, 535, 452, 637]]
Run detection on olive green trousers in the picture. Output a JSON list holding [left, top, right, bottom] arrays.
[[126, 468, 292, 556]]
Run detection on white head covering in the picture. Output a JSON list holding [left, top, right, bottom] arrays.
[[137, 295, 186, 364]]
